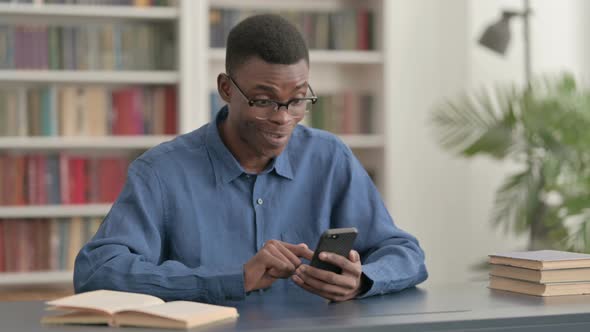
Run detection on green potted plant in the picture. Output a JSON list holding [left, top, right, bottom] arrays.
[[431, 73, 590, 252]]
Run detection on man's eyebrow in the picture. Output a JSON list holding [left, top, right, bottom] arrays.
[[252, 84, 278, 94], [251, 82, 309, 94], [294, 81, 308, 90]]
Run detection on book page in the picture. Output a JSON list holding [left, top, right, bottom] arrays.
[[46, 290, 165, 315], [490, 250, 590, 262], [116, 301, 238, 323], [41, 311, 113, 326]]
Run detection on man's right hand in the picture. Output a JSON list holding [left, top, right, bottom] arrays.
[[243, 240, 313, 292]]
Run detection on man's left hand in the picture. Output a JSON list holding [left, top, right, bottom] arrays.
[[292, 250, 363, 302]]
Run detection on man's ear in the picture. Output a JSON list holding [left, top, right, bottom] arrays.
[[217, 74, 232, 103]]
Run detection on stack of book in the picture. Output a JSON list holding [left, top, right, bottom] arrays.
[[488, 250, 590, 296]]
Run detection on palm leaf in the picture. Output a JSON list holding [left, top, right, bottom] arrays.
[[431, 84, 519, 159], [490, 165, 543, 234]]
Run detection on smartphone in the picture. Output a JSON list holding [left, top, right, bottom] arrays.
[[310, 227, 358, 274]]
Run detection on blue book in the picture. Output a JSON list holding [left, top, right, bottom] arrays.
[[46, 156, 61, 205], [0, 25, 13, 69]]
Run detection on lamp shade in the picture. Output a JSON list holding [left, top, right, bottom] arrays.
[[478, 16, 512, 55]]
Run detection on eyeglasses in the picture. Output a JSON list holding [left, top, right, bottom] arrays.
[[227, 74, 318, 120]]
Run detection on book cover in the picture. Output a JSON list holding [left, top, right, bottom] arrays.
[[489, 250, 590, 270], [489, 275, 590, 297], [491, 261, 590, 283], [0, 221, 4, 272]]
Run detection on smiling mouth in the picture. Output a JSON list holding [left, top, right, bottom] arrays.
[[261, 130, 288, 137], [261, 131, 289, 145]]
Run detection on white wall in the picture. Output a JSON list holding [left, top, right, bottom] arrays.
[[384, 0, 588, 285], [385, 0, 480, 285]]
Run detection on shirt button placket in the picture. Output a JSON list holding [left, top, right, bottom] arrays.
[[252, 177, 265, 251]]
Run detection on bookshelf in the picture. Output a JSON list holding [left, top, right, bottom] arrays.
[[0, 0, 390, 286], [0, 3, 179, 20], [0, 136, 175, 149], [0, 271, 73, 285], [0, 70, 178, 84], [0, 204, 110, 219], [209, 48, 384, 64]]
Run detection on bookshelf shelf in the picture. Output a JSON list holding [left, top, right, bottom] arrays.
[[209, 48, 384, 65], [210, 0, 347, 11], [0, 70, 179, 84], [0, 136, 175, 150], [340, 135, 384, 149], [0, 204, 111, 219], [0, 3, 179, 21], [0, 271, 72, 286]]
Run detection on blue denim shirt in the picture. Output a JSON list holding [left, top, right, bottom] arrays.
[[74, 107, 428, 304]]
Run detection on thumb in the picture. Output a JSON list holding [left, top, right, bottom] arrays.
[[349, 250, 360, 263]]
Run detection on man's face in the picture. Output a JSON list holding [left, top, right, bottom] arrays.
[[223, 57, 310, 159]]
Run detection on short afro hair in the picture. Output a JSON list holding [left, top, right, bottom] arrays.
[[225, 14, 309, 76]]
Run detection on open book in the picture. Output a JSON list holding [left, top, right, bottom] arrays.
[[41, 290, 239, 330]]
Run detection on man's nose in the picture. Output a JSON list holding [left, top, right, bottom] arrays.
[[268, 105, 291, 124]]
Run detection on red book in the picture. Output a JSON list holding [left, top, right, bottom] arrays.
[[98, 159, 112, 203], [164, 87, 177, 135], [87, 158, 100, 203], [356, 9, 369, 50], [59, 153, 70, 205], [0, 221, 4, 272], [112, 88, 143, 135], [27, 154, 38, 205], [69, 157, 88, 204], [0, 155, 6, 205], [13, 155, 27, 205], [37, 155, 48, 205], [3, 220, 17, 272]]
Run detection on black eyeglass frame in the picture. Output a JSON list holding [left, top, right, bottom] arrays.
[[226, 74, 318, 112]]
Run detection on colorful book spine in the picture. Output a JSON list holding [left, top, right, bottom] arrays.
[[209, 8, 374, 51], [0, 85, 177, 137], [0, 154, 132, 207], [1, 23, 175, 70]]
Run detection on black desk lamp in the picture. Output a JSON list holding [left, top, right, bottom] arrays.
[[478, 0, 533, 86]]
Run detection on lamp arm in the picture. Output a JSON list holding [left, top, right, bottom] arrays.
[[522, 0, 532, 88]]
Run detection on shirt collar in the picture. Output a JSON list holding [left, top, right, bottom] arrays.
[[206, 106, 294, 185]]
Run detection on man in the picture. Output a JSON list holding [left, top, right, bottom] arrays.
[[74, 14, 427, 304]]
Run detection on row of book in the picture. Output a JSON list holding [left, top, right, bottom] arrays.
[[210, 92, 375, 135], [309, 93, 375, 135], [7, 0, 178, 5], [489, 250, 590, 296], [0, 23, 175, 70], [0, 154, 129, 205], [0, 86, 177, 136], [0, 217, 101, 273], [210, 8, 375, 50]]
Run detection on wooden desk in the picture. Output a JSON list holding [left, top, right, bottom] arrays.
[[3, 282, 590, 331]]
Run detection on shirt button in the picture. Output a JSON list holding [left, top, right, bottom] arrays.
[[257, 198, 263, 205]]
